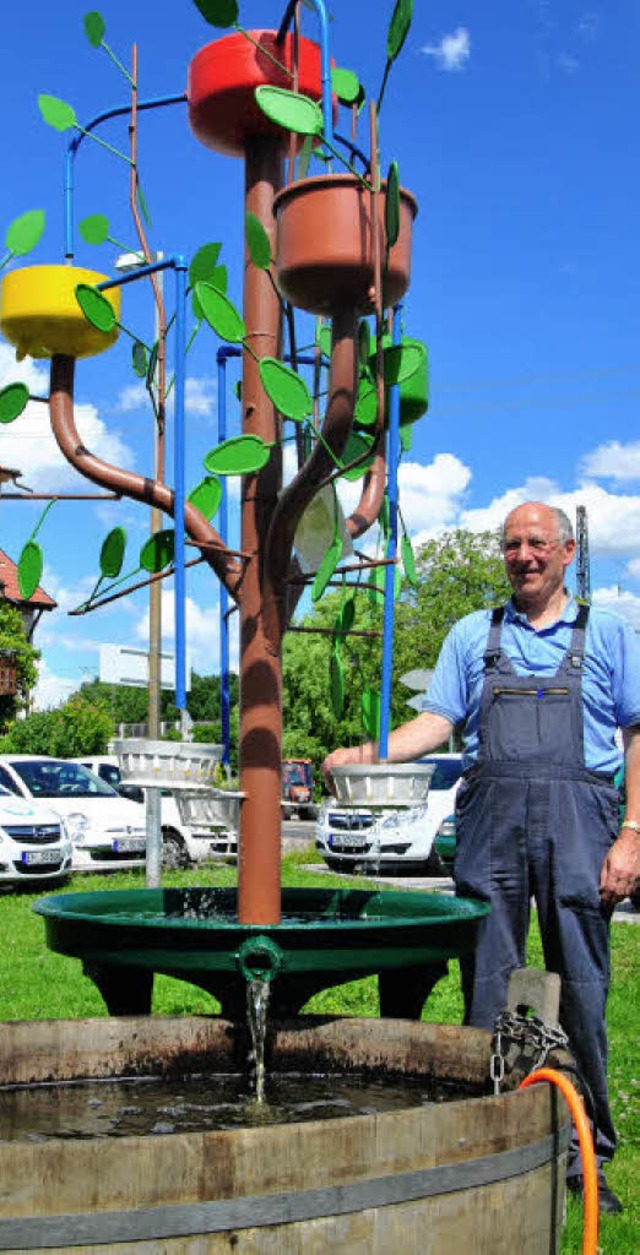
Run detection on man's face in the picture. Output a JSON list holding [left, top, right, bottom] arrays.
[[503, 504, 576, 607]]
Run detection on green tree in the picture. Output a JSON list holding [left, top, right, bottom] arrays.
[[0, 603, 40, 731], [282, 529, 510, 777], [0, 695, 113, 756]]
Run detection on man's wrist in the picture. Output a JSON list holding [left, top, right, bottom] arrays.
[[620, 819, 640, 834]]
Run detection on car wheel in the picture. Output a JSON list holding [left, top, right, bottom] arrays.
[[422, 850, 449, 876], [630, 887, 640, 911], [162, 831, 191, 870]]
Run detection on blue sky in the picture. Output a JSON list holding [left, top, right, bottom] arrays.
[[0, 0, 639, 708]]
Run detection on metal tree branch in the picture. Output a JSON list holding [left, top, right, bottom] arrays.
[[48, 354, 244, 601]]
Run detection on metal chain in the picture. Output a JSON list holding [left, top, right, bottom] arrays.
[[490, 1010, 570, 1095]]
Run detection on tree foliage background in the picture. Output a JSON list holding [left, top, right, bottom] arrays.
[[0, 603, 39, 732], [283, 529, 509, 778]]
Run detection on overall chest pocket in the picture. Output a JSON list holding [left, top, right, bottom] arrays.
[[486, 686, 575, 761]]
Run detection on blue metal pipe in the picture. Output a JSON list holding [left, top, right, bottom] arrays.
[[172, 259, 188, 711], [378, 304, 403, 759], [64, 93, 186, 261]]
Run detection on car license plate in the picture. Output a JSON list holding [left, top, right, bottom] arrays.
[[22, 849, 60, 866], [113, 838, 146, 853], [328, 833, 368, 850]]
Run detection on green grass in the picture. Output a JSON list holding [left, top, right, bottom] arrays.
[[1, 853, 637, 1251]]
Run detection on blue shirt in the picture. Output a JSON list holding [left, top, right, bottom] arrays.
[[423, 597, 640, 773]]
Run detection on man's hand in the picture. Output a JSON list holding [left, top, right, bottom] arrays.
[[599, 829, 640, 907], [322, 746, 372, 794]]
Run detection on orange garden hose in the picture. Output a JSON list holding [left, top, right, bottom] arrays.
[[519, 1067, 599, 1255]]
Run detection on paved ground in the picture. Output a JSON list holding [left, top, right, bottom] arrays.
[[283, 821, 640, 925]]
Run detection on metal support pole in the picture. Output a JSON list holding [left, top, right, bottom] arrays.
[[378, 304, 403, 759]]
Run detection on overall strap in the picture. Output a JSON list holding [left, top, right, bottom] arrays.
[[566, 602, 590, 670], [483, 606, 505, 671]]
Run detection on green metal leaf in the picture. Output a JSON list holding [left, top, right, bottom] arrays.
[[189, 242, 222, 287], [361, 687, 382, 741], [84, 11, 106, 47], [400, 422, 413, 453], [139, 528, 175, 574], [335, 596, 356, 641], [380, 339, 426, 387], [297, 134, 314, 180], [0, 382, 29, 425], [5, 210, 45, 258], [312, 535, 342, 603], [195, 281, 245, 343], [354, 377, 378, 428], [379, 494, 390, 538], [74, 284, 117, 333], [259, 358, 312, 421], [192, 0, 239, 27], [204, 434, 270, 476], [331, 67, 361, 105], [338, 432, 376, 481], [187, 476, 222, 520], [402, 533, 418, 587], [192, 265, 227, 320], [17, 540, 43, 600], [79, 213, 109, 245], [136, 182, 152, 228], [385, 161, 400, 248], [358, 320, 371, 365], [99, 526, 126, 579], [330, 649, 345, 719], [132, 341, 148, 379], [387, 0, 414, 61], [255, 86, 323, 138], [146, 340, 159, 388], [368, 563, 386, 608], [317, 323, 332, 360], [245, 211, 271, 270], [38, 94, 77, 133]]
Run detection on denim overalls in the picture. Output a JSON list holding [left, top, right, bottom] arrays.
[[454, 603, 619, 1171]]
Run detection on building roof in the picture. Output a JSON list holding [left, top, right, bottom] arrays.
[[0, 548, 57, 611]]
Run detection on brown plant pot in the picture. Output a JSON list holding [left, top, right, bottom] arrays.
[[273, 174, 418, 316]]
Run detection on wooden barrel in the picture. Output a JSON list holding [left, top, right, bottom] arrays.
[[0, 1015, 570, 1253]]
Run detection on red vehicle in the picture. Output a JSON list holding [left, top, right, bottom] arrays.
[[282, 759, 316, 820]]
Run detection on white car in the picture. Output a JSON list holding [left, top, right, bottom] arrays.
[[316, 753, 464, 874], [0, 784, 73, 886], [73, 756, 238, 869], [0, 756, 146, 873]]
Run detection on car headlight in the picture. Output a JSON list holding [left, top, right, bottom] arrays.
[[66, 812, 90, 841]]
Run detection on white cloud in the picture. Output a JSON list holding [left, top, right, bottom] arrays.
[[557, 54, 579, 73], [580, 440, 640, 483], [0, 343, 135, 491], [133, 587, 239, 675], [461, 479, 640, 559], [421, 27, 471, 72], [32, 661, 79, 711], [115, 375, 216, 419], [592, 586, 640, 630]]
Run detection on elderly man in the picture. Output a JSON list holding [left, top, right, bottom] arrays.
[[324, 502, 640, 1213]]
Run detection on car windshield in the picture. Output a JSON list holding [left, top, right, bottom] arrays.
[[9, 760, 117, 799], [423, 758, 464, 790]]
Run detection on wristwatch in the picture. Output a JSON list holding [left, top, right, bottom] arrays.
[[620, 819, 640, 833]]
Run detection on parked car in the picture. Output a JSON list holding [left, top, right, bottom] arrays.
[[0, 783, 73, 886], [0, 756, 146, 873], [316, 753, 464, 874], [72, 756, 238, 869]]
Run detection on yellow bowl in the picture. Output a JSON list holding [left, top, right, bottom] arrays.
[[0, 265, 121, 359]]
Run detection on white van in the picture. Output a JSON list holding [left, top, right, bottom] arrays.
[[0, 756, 146, 873]]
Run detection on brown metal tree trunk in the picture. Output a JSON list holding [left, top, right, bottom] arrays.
[[237, 137, 285, 924]]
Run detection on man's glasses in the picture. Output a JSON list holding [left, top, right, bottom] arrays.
[[503, 537, 561, 556]]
